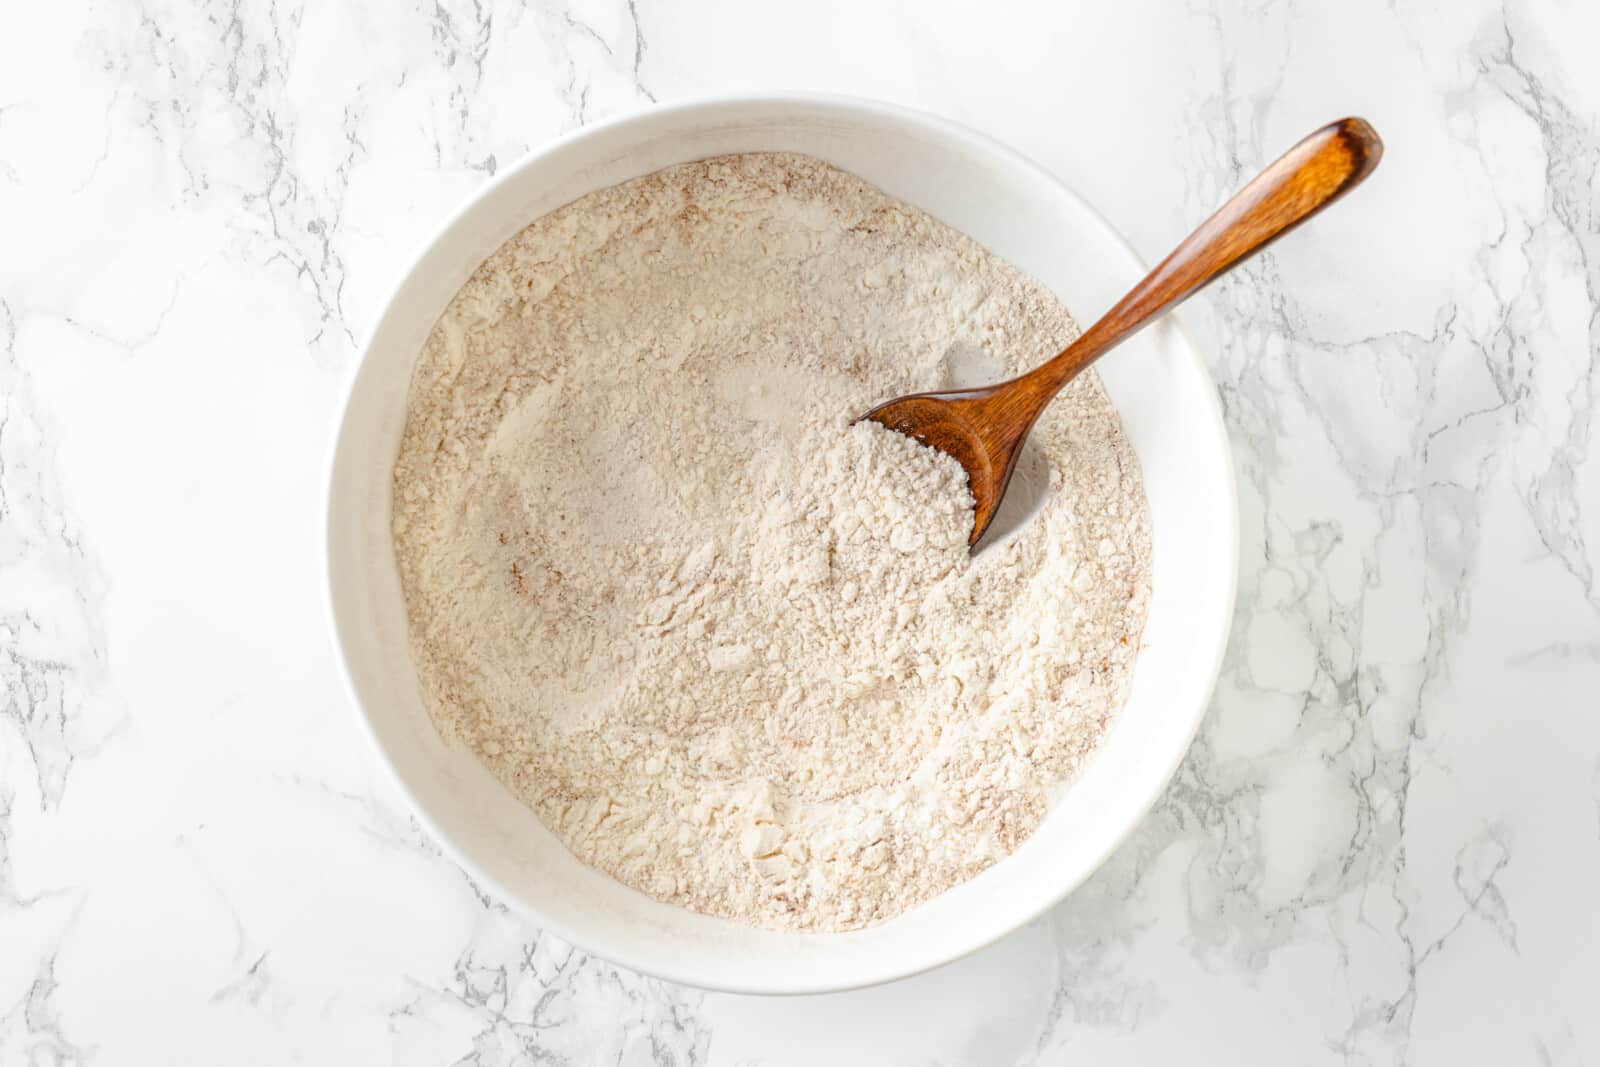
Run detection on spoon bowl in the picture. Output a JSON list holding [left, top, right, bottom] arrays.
[[860, 387, 1014, 540]]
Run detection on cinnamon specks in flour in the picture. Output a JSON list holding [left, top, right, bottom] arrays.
[[392, 153, 1152, 932]]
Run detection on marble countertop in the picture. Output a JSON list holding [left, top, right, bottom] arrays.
[[3, 0, 1598, 1063]]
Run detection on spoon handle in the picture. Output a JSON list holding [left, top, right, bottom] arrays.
[[1029, 117, 1383, 393]]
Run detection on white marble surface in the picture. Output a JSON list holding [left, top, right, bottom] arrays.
[[3, 0, 1598, 1062]]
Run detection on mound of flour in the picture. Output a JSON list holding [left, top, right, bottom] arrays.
[[392, 153, 1151, 931]]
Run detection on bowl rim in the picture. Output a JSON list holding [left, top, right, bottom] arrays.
[[323, 90, 1240, 994]]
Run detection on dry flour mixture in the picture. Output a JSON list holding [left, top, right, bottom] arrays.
[[392, 153, 1152, 931]]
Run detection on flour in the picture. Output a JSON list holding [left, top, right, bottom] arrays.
[[392, 153, 1152, 931]]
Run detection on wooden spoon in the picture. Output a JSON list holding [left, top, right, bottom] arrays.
[[861, 117, 1383, 545]]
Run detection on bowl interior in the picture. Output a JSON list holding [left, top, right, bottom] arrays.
[[326, 98, 1236, 994]]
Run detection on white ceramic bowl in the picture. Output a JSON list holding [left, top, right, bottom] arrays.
[[325, 95, 1237, 994]]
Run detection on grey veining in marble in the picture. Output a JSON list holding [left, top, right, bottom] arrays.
[[1, 0, 1597, 1063]]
